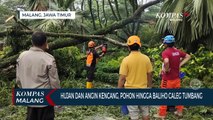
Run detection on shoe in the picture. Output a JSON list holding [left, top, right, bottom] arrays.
[[174, 111, 183, 117], [153, 114, 166, 119]]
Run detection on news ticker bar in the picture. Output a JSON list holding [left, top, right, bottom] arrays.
[[12, 88, 213, 106]]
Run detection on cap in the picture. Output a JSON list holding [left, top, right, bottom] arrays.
[[127, 35, 141, 47], [163, 35, 175, 44]]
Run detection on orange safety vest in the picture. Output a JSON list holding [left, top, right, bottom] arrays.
[[86, 51, 93, 67]]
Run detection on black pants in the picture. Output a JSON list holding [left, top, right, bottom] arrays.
[[86, 66, 95, 82], [26, 106, 54, 120]]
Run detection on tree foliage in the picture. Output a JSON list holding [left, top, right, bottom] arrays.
[[156, 0, 213, 52]]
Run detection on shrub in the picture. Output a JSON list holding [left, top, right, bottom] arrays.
[[53, 46, 84, 80]]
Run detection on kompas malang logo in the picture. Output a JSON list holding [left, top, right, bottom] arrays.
[[156, 11, 190, 21]]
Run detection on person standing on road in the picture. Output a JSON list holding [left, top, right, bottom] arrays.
[[86, 40, 105, 88], [16, 31, 60, 120], [118, 35, 153, 120], [154, 35, 191, 119]]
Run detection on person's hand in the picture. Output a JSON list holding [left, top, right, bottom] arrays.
[[100, 44, 104, 47], [162, 68, 170, 74], [179, 63, 183, 69], [95, 44, 103, 50], [100, 52, 105, 57]]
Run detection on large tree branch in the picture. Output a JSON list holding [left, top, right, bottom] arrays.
[[48, 34, 127, 50], [0, 54, 19, 68], [94, 0, 162, 35], [0, 34, 125, 69], [7, 30, 106, 38]]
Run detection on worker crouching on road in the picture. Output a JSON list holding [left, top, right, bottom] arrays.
[[154, 35, 191, 119], [86, 40, 105, 88], [118, 35, 153, 120]]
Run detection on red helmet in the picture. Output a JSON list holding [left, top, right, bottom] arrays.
[[88, 41, 95, 48]]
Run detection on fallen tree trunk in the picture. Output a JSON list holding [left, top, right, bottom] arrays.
[[0, 54, 19, 68]]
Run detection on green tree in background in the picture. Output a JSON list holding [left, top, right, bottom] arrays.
[[156, 0, 213, 52]]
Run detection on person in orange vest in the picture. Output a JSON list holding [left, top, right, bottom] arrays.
[[154, 35, 191, 119], [86, 40, 106, 88]]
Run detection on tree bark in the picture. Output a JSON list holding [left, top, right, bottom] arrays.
[[88, 0, 96, 30], [114, 0, 122, 20], [96, 0, 102, 28], [102, 0, 107, 27], [124, 0, 131, 34], [108, 0, 118, 21], [0, 54, 19, 68]]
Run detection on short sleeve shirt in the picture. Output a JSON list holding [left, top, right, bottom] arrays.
[[162, 47, 186, 80], [119, 52, 153, 88]]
